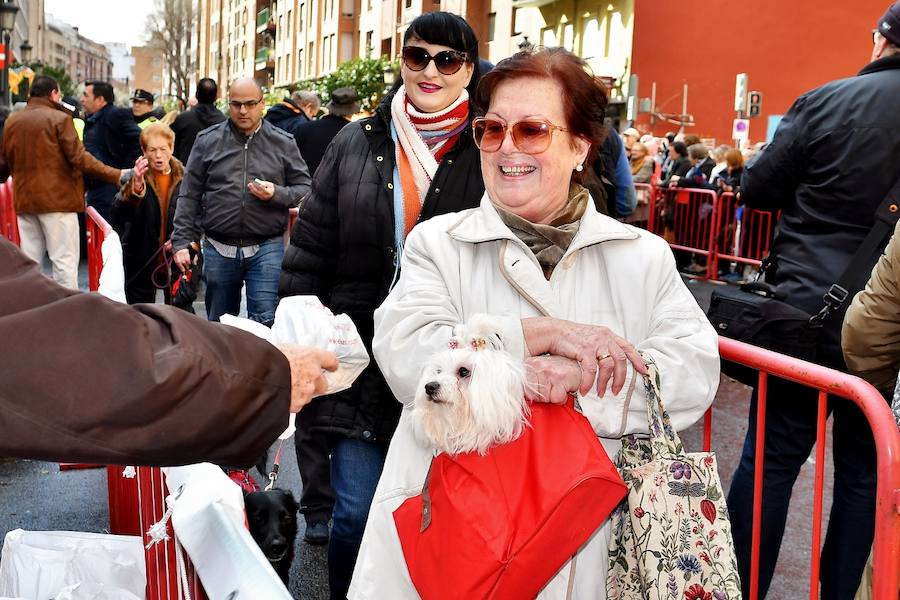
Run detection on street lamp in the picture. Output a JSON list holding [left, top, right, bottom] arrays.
[[19, 40, 31, 63], [18, 39, 31, 98], [0, 1, 19, 107], [383, 63, 396, 95]]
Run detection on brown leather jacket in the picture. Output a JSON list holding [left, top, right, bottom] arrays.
[[842, 220, 900, 395], [3, 96, 120, 214], [0, 236, 291, 467]]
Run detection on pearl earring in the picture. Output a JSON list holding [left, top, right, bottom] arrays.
[[575, 164, 584, 172]]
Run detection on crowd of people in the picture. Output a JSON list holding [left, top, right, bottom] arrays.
[[1, 3, 900, 600]]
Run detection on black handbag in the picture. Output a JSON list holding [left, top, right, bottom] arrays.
[[708, 176, 900, 382], [708, 279, 822, 362]]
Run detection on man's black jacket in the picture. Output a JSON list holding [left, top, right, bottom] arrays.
[[741, 54, 900, 362]]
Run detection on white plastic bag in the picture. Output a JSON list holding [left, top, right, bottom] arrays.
[[271, 296, 370, 395], [0, 530, 145, 600], [221, 296, 370, 439], [163, 464, 291, 599], [97, 230, 127, 304]]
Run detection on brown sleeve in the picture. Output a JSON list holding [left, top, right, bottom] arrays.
[[842, 220, 900, 394], [0, 237, 291, 467], [57, 116, 122, 185]]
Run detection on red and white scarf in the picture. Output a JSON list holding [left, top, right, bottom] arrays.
[[391, 85, 469, 235]]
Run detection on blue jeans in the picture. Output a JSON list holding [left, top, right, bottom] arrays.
[[328, 438, 387, 600], [201, 237, 284, 325], [727, 376, 878, 600]]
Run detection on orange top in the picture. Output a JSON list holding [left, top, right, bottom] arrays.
[[155, 171, 173, 245]]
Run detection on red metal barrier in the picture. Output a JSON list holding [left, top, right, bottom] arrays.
[[139, 467, 207, 600], [85, 206, 111, 293], [709, 192, 778, 280], [716, 337, 900, 599], [648, 187, 718, 277], [624, 183, 655, 226], [0, 177, 19, 246]]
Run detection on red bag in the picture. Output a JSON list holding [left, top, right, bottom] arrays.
[[393, 399, 627, 599]]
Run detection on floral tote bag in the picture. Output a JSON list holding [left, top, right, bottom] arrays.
[[607, 354, 742, 600]]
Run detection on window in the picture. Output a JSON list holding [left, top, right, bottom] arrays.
[[298, 47, 304, 77], [241, 42, 246, 60], [365, 30, 373, 55], [487, 12, 496, 42], [299, 3, 305, 30], [405, 0, 412, 9], [581, 17, 600, 59], [562, 23, 574, 51], [541, 27, 557, 47]]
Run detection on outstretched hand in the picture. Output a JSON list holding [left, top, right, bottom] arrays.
[[276, 344, 339, 412], [132, 156, 149, 192]]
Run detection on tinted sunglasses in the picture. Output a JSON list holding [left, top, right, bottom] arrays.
[[401, 46, 468, 75], [472, 117, 570, 154]]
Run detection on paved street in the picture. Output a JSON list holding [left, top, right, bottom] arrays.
[[0, 266, 833, 599]]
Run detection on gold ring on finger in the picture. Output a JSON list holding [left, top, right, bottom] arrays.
[[599, 353, 612, 361]]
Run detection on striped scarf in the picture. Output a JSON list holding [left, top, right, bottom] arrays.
[[390, 86, 469, 235]]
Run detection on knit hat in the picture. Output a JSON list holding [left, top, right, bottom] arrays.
[[877, 1, 900, 46]]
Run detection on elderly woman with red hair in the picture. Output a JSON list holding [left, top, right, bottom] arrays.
[[351, 48, 719, 598]]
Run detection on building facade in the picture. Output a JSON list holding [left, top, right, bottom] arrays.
[[131, 45, 165, 97], [70, 27, 112, 82], [42, 14, 71, 72], [195, 0, 634, 97], [629, 0, 888, 144]]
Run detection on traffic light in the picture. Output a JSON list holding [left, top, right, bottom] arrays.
[[734, 73, 748, 112], [748, 91, 763, 118]]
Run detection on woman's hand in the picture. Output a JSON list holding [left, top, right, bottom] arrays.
[[523, 317, 648, 397], [132, 156, 148, 193], [525, 355, 581, 405]]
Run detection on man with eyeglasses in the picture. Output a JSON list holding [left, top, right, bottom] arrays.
[[726, 3, 900, 599], [171, 78, 311, 326]]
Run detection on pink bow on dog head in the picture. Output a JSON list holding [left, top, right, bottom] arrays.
[[448, 335, 488, 351]]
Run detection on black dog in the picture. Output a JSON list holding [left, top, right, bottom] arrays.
[[245, 488, 299, 586]]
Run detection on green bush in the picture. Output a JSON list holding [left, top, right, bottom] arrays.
[[277, 55, 398, 114]]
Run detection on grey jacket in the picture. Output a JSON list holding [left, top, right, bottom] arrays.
[[172, 119, 310, 251]]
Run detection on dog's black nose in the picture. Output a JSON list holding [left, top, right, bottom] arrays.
[[269, 538, 287, 555], [424, 381, 440, 397]]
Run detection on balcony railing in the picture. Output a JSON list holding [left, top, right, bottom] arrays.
[[255, 47, 272, 63], [254, 46, 275, 71], [256, 7, 275, 33]]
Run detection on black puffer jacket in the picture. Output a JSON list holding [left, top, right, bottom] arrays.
[[742, 54, 900, 364], [279, 93, 484, 442]]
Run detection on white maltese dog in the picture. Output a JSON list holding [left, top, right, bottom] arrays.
[[411, 316, 530, 456]]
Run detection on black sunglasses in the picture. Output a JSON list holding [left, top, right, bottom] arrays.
[[401, 46, 468, 75]]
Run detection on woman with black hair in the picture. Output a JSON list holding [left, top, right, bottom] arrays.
[[278, 11, 484, 599]]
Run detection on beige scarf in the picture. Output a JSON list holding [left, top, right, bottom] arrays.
[[496, 184, 590, 279]]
